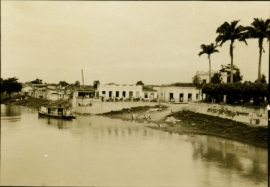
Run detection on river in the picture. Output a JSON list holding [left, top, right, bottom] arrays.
[[1, 104, 268, 186]]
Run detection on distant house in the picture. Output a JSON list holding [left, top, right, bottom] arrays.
[[21, 85, 33, 96], [33, 87, 47, 98], [74, 86, 95, 98], [154, 83, 200, 103], [195, 71, 227, 84], [46, 87, 71, 101]]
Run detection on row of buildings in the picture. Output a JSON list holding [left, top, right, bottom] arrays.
[[21, 71, 225, 103]]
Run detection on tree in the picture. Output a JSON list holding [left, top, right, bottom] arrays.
[[192, 74, 204, 100], [136, 81, 144, 86], [198, 43, 219, 82], [93, 80, 100, 89], [219, 64, 243, 83], [59, 81, 69, 87], [216, 20, 247, 83], [211, 73, 222, 84], [2, 77, 22, 99], [31, 78, 42, 84], [255, 74, 267, 83], [241, 18, 270, 83], [0, 78, 4, 95], [74, 81, 80, 87]]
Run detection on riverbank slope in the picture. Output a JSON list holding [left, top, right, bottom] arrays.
[[102, 105, 268, 148]]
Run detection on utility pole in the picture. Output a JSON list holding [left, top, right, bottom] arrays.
[[81, 69, 84, 88]]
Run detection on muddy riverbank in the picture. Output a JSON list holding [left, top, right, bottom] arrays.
[[102, 106, 268, 148]]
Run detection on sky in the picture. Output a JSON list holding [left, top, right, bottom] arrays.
[[1, 1, 270, 85]]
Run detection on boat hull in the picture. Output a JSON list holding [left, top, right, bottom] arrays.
[[38, 111, 75, 119]]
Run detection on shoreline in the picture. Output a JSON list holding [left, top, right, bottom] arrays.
[[3, 98, 267, 148], [101, 106, 268, 148]]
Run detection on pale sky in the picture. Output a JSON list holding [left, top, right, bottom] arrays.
[[2, 1, 270, 85]]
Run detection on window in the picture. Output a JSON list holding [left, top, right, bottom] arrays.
[[116, 91, 119, 97], [150, 93, 154, 98], [196, 94, 198, 99], [122, 91, 126, 97], [203, 79, 207, 84], [102, 91, 106, 95]]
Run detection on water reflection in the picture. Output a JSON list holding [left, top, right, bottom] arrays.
[[1, 104, 268, 186], [191, 136, 267, 184], [1, 104, 21, 117], [38, 116, 71, 130]]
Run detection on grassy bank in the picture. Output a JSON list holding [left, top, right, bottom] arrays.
[[103, 107, 268, 148]]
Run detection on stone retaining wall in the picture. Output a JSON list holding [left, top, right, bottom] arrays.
[[188, 103, 268, 126]]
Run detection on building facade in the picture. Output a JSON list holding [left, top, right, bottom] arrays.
[[154, 85, 200, 103], [96, 83, 143, 100]]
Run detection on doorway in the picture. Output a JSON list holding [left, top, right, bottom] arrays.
[[179, 93, 184, 102], [169, 93, 174, 102], [188, 94, 192, 102]]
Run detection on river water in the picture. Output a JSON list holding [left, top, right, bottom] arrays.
[[1, 104, 268, 186]]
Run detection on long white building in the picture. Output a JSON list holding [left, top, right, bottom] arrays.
[[96, 83, 143, 100]]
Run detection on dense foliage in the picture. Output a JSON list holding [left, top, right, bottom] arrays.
[[202, 82, 268, 106], [219, 64, 243, 83], [1, 77, 22, 98]]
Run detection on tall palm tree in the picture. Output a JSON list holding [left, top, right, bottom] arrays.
[[216, 20, 247, 83], [198, 43, 219, 82], [241, 18, 270, 83]]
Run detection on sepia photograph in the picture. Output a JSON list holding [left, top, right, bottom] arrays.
[[1, 1, 269, 186]]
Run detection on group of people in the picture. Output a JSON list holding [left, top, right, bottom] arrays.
[[130, 113, 151, 120], [129, 112, 162, 127]]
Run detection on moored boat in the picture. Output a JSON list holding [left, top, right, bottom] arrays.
[[38, 105, 76, 119]]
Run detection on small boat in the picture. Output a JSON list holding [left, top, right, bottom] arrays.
[[38, 105, 76, 119]]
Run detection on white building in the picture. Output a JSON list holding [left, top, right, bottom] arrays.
[[96, 83, 143, 100], [195, 71, 227, 83], [154, 83, 200, 103]]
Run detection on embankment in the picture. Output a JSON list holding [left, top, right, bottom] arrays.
[[102, 106, 268, 148]]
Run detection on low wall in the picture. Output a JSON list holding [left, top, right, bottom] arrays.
[[188, 103, 268, 126]]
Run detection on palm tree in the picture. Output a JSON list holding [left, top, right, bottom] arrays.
[[241, 18, 270, 83], [216, 20, 247, 83], [198, 43, 219, 82]]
